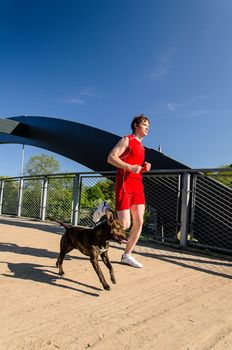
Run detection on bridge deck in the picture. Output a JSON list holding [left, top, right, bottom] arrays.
[[0, 216, 232, 350]]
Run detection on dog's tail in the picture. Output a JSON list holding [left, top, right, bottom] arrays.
[[57, 221, 72, 229]]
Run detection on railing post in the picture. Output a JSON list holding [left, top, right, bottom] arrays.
[[41, 176, 48, 221], [180, 172, 191, 247], [71, 174, 81, 225], [0, 179, 4, 215], [17, 178, 24, 217]]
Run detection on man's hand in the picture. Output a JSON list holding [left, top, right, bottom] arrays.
[[129, 165, 143, 174], [142, 162, 151, 172]]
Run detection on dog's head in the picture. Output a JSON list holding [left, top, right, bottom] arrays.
[[106, 210, 128, 244]]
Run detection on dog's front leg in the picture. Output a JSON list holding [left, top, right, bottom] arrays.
[[56, 234, 74, 276], [101, 251, 116, 284], [90, 252, 110, 291]]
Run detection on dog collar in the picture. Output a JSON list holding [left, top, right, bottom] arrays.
[[99, 246, 107, 254]]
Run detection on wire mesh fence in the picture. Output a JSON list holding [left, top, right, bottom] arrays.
[[189, 171, 232, 253], [1, 179, 19, 215], [143, 174, 180, 243], [0, 168, 231, 254], [46, 175, 74, 222], [21, 178, 43, 218]]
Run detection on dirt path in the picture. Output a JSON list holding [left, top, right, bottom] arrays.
[[0, 216, 232, 350]]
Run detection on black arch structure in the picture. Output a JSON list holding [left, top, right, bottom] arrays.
[[0, 116, 188, 171]]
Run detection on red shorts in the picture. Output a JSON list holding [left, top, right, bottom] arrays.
[[115, 188, 145, 211]]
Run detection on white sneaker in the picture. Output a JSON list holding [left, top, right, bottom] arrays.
[[93, 201, 110, 223], [121, 254, 143, 268]]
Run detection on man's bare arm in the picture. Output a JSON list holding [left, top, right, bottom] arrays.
[[107, 137, 142, 174]]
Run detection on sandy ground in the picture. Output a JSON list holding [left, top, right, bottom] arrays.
[[0, 215, 232, 350]]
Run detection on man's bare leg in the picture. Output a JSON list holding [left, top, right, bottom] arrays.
[[118, 204, 145, 268], [124, 204, 145, 254]]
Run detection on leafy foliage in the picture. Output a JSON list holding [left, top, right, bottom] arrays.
[[206, 164, 232, 189], [24, 154, 60, 175], [80, 179, 115, 210]]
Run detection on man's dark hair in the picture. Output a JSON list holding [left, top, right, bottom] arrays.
[[131, 114, 150, 133]]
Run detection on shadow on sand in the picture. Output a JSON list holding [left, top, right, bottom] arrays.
[[1, 261, 102, 297], [0, 216, 64, 235], [0, 242, 102, 295], [0, 241, 80, 261], [112, 241, 232, 280]]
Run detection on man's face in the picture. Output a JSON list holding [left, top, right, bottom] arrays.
[[135, 120, 149, 137]]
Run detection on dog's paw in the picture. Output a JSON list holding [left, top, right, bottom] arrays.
[[103, 284, 111, 291], [111, 278, 116, 284]]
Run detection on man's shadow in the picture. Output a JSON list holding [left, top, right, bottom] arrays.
[[1, 261, 102, 296], [112, 243, 232, 280]]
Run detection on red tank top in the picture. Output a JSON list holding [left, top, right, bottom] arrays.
[[116, 134, 145, 193]]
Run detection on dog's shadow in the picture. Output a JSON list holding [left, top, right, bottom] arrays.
[[0, 242, 81, 261], [1, 261, 102, 297], [0, 243, 116, 295]]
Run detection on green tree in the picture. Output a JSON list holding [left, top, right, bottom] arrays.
[[216, 164, 232, 188], [206, 164, 232, 189], [80, 179, 115, 209], [96, 180, 115, 203], [24, 154, 60, 175]]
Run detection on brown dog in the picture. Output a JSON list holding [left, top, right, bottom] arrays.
[[56, 210, 127, 290]]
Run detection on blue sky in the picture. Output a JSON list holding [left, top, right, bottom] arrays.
[[0, 0, 231, 176]]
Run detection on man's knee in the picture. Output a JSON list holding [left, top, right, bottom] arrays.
[[116, 210, 131, 230], [116, 216, 130, 230], [122, 220, 130, 230]]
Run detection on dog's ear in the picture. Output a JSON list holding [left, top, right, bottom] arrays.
[[106, 210, 114, 224]]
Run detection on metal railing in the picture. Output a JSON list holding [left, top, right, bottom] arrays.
[[0, 168, 231, 254]]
